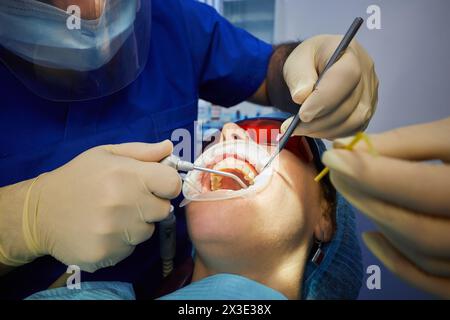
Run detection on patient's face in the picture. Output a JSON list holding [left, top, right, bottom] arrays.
[[186, 123, 329, 271], [40, 0, 105, 20]]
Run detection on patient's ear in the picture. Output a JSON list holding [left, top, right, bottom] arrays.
[[313, 210, 334, 243]]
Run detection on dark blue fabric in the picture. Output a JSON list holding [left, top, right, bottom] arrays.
[[0, 0, 272, 299]]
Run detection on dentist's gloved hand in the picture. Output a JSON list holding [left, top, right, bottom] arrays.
[[0, 140, 181, 273], [282, 35, 379, 140], [322, 117, 450, 298]]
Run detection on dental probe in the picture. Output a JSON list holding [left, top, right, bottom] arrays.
[[160, 155, 248, 189], [261, 17, 364, 172]]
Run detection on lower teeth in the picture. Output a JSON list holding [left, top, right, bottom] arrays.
[[210, 170, 255, 191]]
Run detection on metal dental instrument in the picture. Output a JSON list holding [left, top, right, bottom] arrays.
[[161, 155, 248, 189], [261, 17, 364, 172]]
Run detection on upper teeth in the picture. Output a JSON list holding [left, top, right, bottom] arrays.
[[213, 158, 256, 180], [198, 140, 270, 172], [183, 140, 272, 197], [209, 157, 257, 191]]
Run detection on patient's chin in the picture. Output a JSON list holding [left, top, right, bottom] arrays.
[[186, 198, 258, 245]]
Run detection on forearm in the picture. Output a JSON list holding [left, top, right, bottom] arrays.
[[0, 179, 36, 275], [250, 42, 300, 113]]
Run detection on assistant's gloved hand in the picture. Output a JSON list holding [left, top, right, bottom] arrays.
[[0, 141, 181, 273], [282, 35, 379, 140], [322, 117, 450, 298]]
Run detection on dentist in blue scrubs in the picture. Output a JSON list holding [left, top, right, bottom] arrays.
[[0, 0, 378, 299]]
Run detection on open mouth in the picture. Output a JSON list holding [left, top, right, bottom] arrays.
[[206, 155, 258, 191], [181, 140, 273, 205]]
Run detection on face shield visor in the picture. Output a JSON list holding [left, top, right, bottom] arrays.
[[181, 118, 321, 206], [0, 0, 152, 101]]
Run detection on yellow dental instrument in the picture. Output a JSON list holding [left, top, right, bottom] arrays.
[[314, 132, 377, 182]]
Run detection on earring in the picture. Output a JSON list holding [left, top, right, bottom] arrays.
[[311, 232, 325, 266]]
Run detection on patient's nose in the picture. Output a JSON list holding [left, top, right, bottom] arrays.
[[220, 123, 250, 142]]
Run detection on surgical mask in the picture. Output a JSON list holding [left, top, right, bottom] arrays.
[[181, 140, 274, 207], [0, 0, 138, 71]]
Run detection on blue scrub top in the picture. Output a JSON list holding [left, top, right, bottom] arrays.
[[0, 0, 272, 299]]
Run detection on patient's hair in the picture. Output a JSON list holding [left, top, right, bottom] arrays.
[[305, 137, 337, 234], [306, 137, 337, 237]]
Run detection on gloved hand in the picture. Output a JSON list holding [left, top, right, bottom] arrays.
[[282, 35, 379, 140], [0, 140, 181, 273], [322, 117, 450, 298]]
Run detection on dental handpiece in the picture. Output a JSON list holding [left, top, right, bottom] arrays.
[[159, 206, 176, 277], [160, 155, 248, 189]]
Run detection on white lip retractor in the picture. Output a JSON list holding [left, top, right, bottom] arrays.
[[179, 140, 274, 206]]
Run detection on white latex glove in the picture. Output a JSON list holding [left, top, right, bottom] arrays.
[[322, 117, 450, 298], [0, 141, 181, 273], [281, 35, 379, 140]]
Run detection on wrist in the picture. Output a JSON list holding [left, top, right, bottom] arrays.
[[22, 175, 49, 259], [266, 42, 301, 113], [0, 176, 46, 266]]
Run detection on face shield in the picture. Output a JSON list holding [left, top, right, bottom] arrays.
[[0, 0, 152, 101]]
